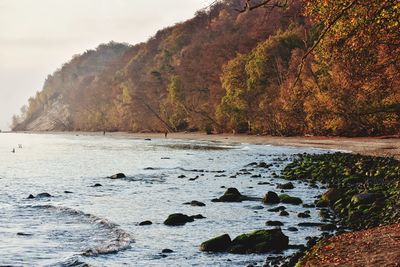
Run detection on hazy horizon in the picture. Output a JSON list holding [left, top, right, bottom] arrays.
[[0, 0, 214, 130]]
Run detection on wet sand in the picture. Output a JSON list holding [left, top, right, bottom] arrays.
[[118, 132, 400, 159]]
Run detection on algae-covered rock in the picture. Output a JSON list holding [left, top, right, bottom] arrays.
[[263, 191, 280, 204], [229, 229, 289, 254], [321, 188, 342, 204], [164, 213, 194, 226], [351, 193, 382, 205], [279, 194, 302, 205], [199, 234, 232, 252], [200, 229, 289, 254]]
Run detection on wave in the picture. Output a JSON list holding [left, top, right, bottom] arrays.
[[31, 205, 133, 257]]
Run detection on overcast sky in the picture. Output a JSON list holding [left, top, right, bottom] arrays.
[[0, 0, 214, 130]]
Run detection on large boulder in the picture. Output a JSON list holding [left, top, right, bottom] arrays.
[[229, 229, 289, 254], [263, 191, 280, 204], [199, 234, 232, 252], [164, 213, 194, 226], [279, 194, 302, 205], [199, 229, 289, 254]]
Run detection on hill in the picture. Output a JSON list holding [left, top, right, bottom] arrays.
[[12, 0, 400, 136]]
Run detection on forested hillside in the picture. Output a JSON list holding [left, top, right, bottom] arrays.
[[12, 0, 400, 136]]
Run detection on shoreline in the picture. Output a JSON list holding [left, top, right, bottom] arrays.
[[8, 131, 400, 159]]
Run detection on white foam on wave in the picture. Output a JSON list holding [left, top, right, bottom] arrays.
[[32, 205, 134, 257]]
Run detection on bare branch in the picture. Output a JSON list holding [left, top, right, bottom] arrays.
[[235, 0, 288, 12]]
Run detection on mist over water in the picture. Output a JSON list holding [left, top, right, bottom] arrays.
[[0, 133, 327, 266]]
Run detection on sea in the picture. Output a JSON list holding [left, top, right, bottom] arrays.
[[0, 132, 329, 266]]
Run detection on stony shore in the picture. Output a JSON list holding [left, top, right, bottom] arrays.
[[13, 131, 400, 266]]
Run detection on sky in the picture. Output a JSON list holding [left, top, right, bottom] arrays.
[[0, 0, 215, 130]]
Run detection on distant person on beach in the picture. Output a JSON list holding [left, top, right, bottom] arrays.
[[18, 144, 22, 148], [164, 131, 168, 138], [12, 148, 15, 153]]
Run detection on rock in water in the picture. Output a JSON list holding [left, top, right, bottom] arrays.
[[213, 188, 250, 202], [164, 213, 194, 226], [229, 229, 289, 254], [139, 220, 152, 226], [277, 182, 295, 190], [279, 194, 302, 205], [266, 220, 284, 226], [263, 191, 280, 204], [184, 200, 206, 207], [109, 173, 126, 179], [200, 234, 232, 252], [36, 192, 52, 198]]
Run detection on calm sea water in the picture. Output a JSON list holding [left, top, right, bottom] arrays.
[[0, 132, 327, 266]]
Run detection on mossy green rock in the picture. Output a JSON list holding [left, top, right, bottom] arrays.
[[279, 194, 302, 205], [351, 193, 382, 205], [229, 229, 289, 254], [200, 229, 289, 254], [199, 234, 231, 252], [321, 188, 342, 204]]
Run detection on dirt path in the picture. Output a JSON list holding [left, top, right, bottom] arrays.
[[300, 223, 400, 267]]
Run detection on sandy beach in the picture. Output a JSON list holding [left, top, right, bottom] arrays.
[[109, 132, 400, 160]]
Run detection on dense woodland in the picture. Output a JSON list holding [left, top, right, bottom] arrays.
[[12, 0, 400, 136]]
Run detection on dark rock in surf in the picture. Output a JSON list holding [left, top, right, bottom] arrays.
[[279, 211, 289, 216], [277, 182, 295, 190], [162, 249, 173, 253], [139, 220, 153, 226], [164, 213, 194, 226], [183, 200, 206, 207], [17, 232, 33, 236], [266, 220, 284, 226], [36, 192, 52, 198], [109, 173, 126, 179], [190, 214, 206, 219], [27, 194, 35, 199], [298, 212, 311, 218], [268, 206, 286, 212], [212, 188, 253, 202]]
